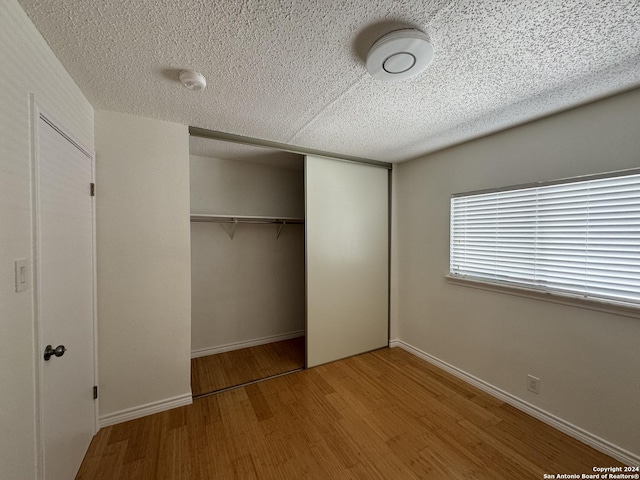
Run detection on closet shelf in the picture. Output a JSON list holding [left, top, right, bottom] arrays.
[[190, 214, 304, 239], [190, 214, 304, 224]]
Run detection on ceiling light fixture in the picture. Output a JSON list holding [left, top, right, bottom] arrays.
[[366, 29, 434, 81], [180, 70, 207, 91]]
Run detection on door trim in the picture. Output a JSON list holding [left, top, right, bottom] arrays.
[[30, 97, 98, 479]]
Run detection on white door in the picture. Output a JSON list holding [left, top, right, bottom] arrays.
[[305, 155, 389, 368], [36, 114, 96, 480]]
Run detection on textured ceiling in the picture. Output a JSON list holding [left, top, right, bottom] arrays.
[[18, 0, 640, 162]]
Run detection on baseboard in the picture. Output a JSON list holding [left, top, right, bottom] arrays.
[[390, 339, 639, 467], [99, 393, 193, 428], [191, 330, 305, 359]]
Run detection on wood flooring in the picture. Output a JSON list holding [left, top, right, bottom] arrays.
[[191, 337, 305, 397], [77, 347, 623, 479]]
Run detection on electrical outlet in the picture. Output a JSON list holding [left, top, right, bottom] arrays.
[[527, 374, 540, 394]]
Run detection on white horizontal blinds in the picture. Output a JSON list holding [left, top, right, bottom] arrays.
[[536, 181, 589, 295], [451, 189, 537, 284], [450, 171, 640, 306], [583, 175, 640, 302]]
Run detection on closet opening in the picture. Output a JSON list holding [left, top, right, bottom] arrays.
[[189, 136, 305, 398]]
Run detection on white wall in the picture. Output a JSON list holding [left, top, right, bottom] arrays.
[[190, 156, 305, 354], [395, 88, 640, 462], [0, 1, 94, 478], [96, 110, 192, 424]]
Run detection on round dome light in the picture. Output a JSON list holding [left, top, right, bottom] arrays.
[[179, 70, 207, 91], [366, 29, 434, 81]]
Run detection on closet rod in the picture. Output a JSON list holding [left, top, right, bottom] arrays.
[[190, 214, 303, 240], [190, 214, 304, 224]]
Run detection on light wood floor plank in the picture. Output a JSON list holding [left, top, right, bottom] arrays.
[[190, 336, 305, 396], [78, 347, 624, 479]]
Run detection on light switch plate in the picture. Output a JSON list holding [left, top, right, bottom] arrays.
[[15, 258, 28, 292]]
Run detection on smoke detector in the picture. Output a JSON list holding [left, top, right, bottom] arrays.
[[180, 70, 207, 91], [366, 29, 434, 81]]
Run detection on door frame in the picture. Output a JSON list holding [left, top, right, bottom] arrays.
[[30, 97, 98, 479]]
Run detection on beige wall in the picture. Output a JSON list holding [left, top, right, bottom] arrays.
[[0, 1, 94, 477], [96, 110, 192, 423], [395, 88, 640, 460], [389, 169, 400, 341], [190, 156, 305, 354], [190, 155, 304, 218]]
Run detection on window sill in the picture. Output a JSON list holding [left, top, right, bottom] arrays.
[[444, 274, 640, 319]]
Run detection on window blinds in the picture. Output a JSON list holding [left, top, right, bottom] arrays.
[[450, 171, 640, 306]]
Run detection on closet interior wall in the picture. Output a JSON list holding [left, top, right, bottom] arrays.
[[189, 153, 305, 358]]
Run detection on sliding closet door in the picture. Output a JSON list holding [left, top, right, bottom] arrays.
[[305, 155, 389, 368]]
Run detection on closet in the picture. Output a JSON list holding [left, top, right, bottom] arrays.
[[189, 130, 391, 398], [189, 137, 305, 397]]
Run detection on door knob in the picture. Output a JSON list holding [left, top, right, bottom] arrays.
[[44, 344, 66, 361]]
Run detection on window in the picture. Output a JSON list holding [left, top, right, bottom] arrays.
[[450, 170, 640, 308]]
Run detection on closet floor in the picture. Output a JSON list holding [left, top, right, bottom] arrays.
[[191, 336, 305, 397]]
